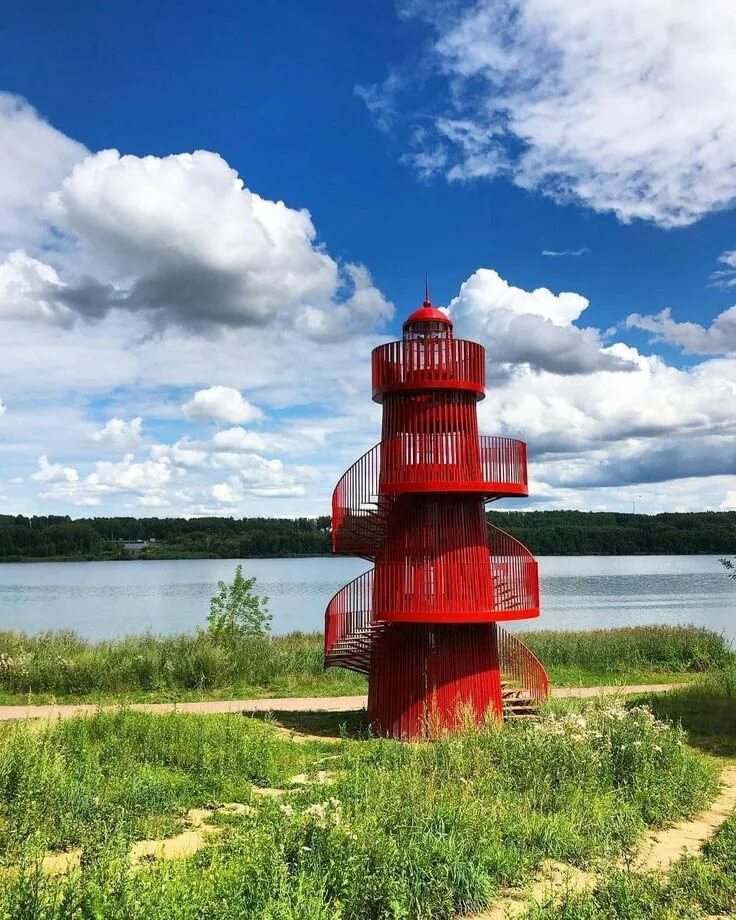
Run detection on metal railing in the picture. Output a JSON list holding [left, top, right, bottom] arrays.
[[497, 625, 549, 701], [372, 338, 486, 398], [324, 569, 374, 675], [488, 523, 540, 614], [380, 434, 527, 492], [331, 437, 528, 553]]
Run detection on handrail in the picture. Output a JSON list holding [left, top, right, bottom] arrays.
[[325, 569, 374, 657], [372, 338, 486, 400], [497, 625, 549, 701], [332, 437, 528, 554], [488, 522, 539, 614], [379, 434, 527, 493]]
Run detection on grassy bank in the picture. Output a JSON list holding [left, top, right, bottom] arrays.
[[0, 625, 730, 705], [0, 699, 719, 918]]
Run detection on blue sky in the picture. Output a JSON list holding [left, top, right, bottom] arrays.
[[0, 0, 735, 516]]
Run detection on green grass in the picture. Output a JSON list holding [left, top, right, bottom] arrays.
[[634, 664, 736, 759], [0, 699, 719, 919], [0, 625, 729, 706], [525, 811, 736, 919], [521, 624, 732, 674]]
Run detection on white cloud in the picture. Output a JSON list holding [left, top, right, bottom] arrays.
[[722, 491, 736, 510], [0, 93, 87, 254], [299, 263, 394, 341], [183, 386, 264, 425], [211, 453, 309, 501], [542, 248, 588, 258], [2, 95, 735, 516], [712, 250, 736, 287], [31, 455, 78, 484], [0, 251, 73, 325], [449, 268, 633, 374], [626, 306, 736, 355], [0, 145, 389, 338], [39, 453, 173, 507], [151, 438, 209, 468], [0, 398, 5, 416], [91, 416, 143, 451], [369, 0, 736, 228]]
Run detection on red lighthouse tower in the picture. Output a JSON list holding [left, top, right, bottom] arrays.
[[325, 295, 548, 738]]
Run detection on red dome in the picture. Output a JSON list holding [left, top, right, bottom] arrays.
[[402, 302, 453, 329]]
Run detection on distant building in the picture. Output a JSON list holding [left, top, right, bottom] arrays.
[[118, 538, 156, 553]]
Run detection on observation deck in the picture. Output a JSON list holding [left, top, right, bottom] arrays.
[[331, 435, 528, 557], [372, 338, 486, 401]]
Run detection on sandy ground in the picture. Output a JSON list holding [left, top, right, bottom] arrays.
[[471, 768, 736, 919], [0, 685, 675, 722]]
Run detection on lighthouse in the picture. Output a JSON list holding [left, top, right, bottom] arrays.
[[325, 295, 548, 739]]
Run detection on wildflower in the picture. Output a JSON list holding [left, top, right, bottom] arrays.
[[279, 803, 294, 817]]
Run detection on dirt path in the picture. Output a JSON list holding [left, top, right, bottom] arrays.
[[0, 685, 675, 722], [470, 768, 736, 919]]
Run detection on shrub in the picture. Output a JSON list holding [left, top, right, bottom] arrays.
[[206, 565, 271, 642]]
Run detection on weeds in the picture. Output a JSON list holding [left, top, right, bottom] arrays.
[[0, 625, 729, 704], [0, 700, 719, 919]]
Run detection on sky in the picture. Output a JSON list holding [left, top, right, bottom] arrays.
[[0, 0, 735, 519]]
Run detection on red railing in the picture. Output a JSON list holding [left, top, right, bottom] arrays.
[[324, 569, 375, 675], [488, 523, 540, 616], [372, 338, 486, 400], [331, 444, 385, 557], [497, 625, 549, 701], [379, 434, 527, 494], [332, 438, 529, 554], [325, 569, 547, 698]]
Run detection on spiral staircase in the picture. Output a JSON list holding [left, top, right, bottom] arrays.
[[325, 438, 549, 716]]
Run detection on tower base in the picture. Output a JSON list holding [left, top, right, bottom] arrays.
[[367, 622, 503, 739]]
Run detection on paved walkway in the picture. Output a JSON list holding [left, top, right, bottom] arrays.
[[0, 684, 675, 722]]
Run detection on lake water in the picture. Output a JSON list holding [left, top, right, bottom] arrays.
[[0, 555, 733, 643]]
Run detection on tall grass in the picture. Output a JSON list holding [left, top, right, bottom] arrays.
[[0, 624, 729, 701], [522, 624, 731, 673], [0, 630, 363, 698], [0, 701, 719, 918]]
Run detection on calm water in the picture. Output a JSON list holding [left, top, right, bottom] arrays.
[[0, 556, 733, 643]]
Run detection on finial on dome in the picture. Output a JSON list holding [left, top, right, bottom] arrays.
[[424, 275, 431, 308]]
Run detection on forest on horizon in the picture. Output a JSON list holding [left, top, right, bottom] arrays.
[[0, 510, 734, 562]]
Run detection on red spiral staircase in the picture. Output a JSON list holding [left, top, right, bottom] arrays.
[[324, 298, 548, 737]]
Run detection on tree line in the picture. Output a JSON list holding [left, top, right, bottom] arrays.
[[0, 510, 734, 561]]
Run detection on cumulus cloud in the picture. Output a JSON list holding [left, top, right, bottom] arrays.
[[449, 269, 633, 374], [0, 144, 393, 338], [211, 453, 312, 501], [31, 455, 79, 484], [91, 417, 143, 451], [38, 453, 172, 507], [0, 93, 87, 253], [626, 306, 736, 355], [0, 251, 73, 325], [183, 386, 264, 425], [151, 438, 209, 468], [299, 263, 393, 341], [365, 0, 736, 228]]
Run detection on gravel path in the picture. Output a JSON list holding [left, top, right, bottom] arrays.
[[0, 684, 675, 722]]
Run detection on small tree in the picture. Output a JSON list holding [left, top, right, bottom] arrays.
[[206, 565, 271, 641], [721, 557, 735, 580]]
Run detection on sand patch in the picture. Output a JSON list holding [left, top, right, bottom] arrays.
[[42, 849, 82, 876], [468, 768, 736, 919], [288, 770, 336, 786], [635, 768, 736, 871]]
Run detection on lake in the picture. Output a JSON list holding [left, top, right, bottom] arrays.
[[0, 555, 733, 643]]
